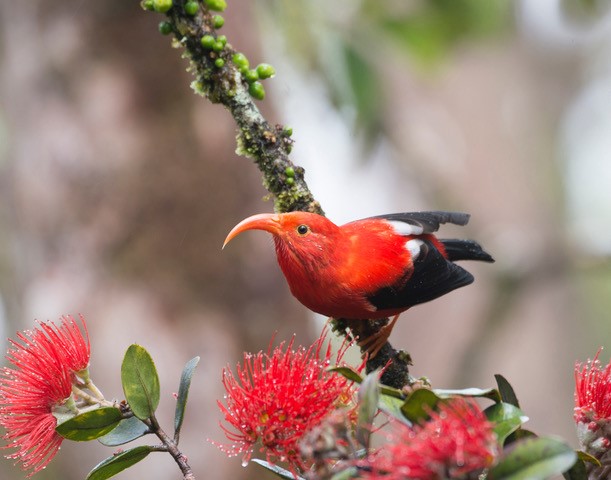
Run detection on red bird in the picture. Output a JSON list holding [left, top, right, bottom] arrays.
[[224, 211, 493, 356]]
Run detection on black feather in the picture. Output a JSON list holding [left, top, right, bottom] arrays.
[[367, 240, 475, 311], [368, 211, 470, 234], [441, 239, 494, 263]]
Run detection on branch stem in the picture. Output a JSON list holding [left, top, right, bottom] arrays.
[[147, 414, 196, 480]]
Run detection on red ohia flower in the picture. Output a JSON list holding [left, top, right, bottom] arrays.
[[363, 398, 497, 480], [0, 315, 91, 476], [216, 332, 354, 472], [574, 350, 611, 453]]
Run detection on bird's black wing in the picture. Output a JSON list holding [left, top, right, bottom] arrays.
[[367, 240, 474, 311], [367, 211, 470, 235]]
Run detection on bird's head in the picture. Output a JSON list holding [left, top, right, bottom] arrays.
[[223, 212, 340, 268]]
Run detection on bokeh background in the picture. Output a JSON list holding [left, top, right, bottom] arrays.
[[1, 0, 611, 478]]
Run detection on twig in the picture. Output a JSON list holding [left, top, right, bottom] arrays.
[[147, 414, 195, 480]]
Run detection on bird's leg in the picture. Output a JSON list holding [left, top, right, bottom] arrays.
[[356, 315, 400, 359]]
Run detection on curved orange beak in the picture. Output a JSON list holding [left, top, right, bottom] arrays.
[[223, 213, 282, 249]]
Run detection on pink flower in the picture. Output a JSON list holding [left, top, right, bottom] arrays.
[[362, 398, 497, 480], [216, 332, 355, 472], [574, 350, 611, 453], [0, 315, 91, 476]]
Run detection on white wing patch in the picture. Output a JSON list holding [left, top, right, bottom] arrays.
[[387, 220, 424, 236], [405, 238, 424, 260]]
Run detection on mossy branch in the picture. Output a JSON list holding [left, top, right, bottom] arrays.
[[143, 0, 410, 389]]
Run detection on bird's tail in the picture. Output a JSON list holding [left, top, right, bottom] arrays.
[[441, 239, 494, 263]]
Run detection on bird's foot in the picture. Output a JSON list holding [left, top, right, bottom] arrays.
[[357, 315, 399, 359]]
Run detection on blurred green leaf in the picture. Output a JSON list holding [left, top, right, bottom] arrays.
[[435, 387, 501, 402], [401, 388, 440, 423], [343, 44, 382, 144], [577, 450, 601, 466], [505, 428, 537, 446], [121, 344, 160, 420], [252, 459, 306, 480], [379, 0, 511, 65], [56, 407, 122, 442], [563, 458, 587, 480], [379, 393, 410, 424], [329, 467, 359, 480], [484, 402, 528, 445], [495, 374, 520, 407], [490, 436, 577, 480], [86, 445, 153, 480], [356, 371, 379, 448], [174, 356, 200, 437], [98, 416, 151, 446]]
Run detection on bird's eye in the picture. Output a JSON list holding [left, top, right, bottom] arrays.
[[296, 224, 310, 236]]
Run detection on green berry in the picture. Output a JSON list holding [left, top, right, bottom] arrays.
[[142, 0, 155, 11], [244, 69, 258, 83], [153, 0, 173, 13], [201, 35, 215, 49], [184, 1, 199, 15], [249, 81, 265, 100], [283, 126, 293, 136], [213, 15, 225, 29], [284, 167, 295, 178], [286, 177, 295, 186], [232, 52, 249, 69], [158, 21, 173, 35], [217, 35, 227, 46], [212, 40, 224, 52], [256, 63, 276, 80], [204, 0, 227, 11], [215, 58, 225, 68]]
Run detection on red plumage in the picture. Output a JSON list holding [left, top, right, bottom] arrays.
[[224, 211, 493, 353]]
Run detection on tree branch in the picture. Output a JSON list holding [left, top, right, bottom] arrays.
[[150, 0, 410, 388]]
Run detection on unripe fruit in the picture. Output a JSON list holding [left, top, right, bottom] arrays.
[[201, 35, 215, 49], [213, 15, 225, 29], [249, 81, 265, 100], [158, 21, 173, 35], [232, 53, 249, 70], [204, 0, 227, 12], [256, 63, 276, 80], [153, 0, 173, 13], [184, 1, 199, 15]]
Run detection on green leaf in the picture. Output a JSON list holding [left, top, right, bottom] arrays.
[[252, 459, 306, 480], [484, 402, 528, 445], [86, 445, 153, 480], [577, 450, 601, 466], [563, 458, 587, 480], [328, 366, 405, 399], [121, 344, 160, 420], [356, 371, 379, 448], [505, 428, 537, 445], [174, 356, 200, 436], [489, 436, 577, 480], [56, 407, 122, 442], [328, 366, 363, 383], [379, 393, 411, 424], [400, 388, 441, 423], [379, 384, 406, 399], [98, 416, 151, 446], [435, 387, 501, 402], [495, 374, 521, 408]]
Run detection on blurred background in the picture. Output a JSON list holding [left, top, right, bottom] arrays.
[[1, 0, 611, 478]]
